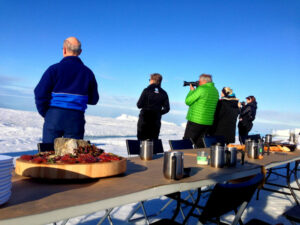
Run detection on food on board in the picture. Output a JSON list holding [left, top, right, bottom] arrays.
[[228, 144, 292, 152], [19, 145, 122, 164], [265, 145, 291, 152], [227, 144, 245, 150]]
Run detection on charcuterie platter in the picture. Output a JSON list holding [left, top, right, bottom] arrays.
[[15, 140, 127, 179]]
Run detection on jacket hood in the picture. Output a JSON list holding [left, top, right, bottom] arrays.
[[221, 96, 239, 101], [220, 98, 239, 108]]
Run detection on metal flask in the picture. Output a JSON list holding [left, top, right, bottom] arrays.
[[163, 151, 184, 180], [257, 139, 265, 156], [140, 140, 153, 160], [289, 133, 296, 144], [265, 134, 272, 144], [210, 144, 231, 168], [226, 147, 245, 167], [246, 140, 263, 159]]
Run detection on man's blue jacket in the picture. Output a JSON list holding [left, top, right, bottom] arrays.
[[34, 56, 99, 117]]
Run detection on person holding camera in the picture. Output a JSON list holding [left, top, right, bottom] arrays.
[[34, 37, 99, 143], [238, 96, 257, 144], [208, 87, 240, 144], [183, 74, 219, 147], [137, 73, 170, 140]]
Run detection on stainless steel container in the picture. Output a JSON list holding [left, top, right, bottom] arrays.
[[289, 133, 296, 144], [226, 147, 245, 167], [257, 139, 264, 155], [246, 140, 263, 159], [265, 134, 272, 144], [163, 151, 184, 180], [210, 145, 230, 168], [140, 140, 153, 160]]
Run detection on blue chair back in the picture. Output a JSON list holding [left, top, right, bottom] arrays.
[[168, 139, 194, 150], [203, 135, 225, 148]]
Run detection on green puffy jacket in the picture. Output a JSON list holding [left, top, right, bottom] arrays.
[[185, 82, 219, 125]]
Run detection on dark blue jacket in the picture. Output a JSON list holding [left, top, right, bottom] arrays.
[[34, 56, 99, 117]]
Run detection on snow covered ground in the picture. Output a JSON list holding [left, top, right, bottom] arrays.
[[0, 107, 299, 225]]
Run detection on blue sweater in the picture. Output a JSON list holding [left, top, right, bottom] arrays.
[[34, 56, 99, 117]]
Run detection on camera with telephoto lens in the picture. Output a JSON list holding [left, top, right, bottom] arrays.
[[183, 81, 199, 87]]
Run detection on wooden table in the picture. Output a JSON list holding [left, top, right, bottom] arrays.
[[1, 149, 299, 225]]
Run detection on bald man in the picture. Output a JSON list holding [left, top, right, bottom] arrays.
[[34, 37, 99, 143]]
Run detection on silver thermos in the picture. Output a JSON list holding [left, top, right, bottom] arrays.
[[226, 147, 245, 167], [163, 151, 184, 180], [140, 140, 153, 160], [264, 134, 272, 155], [289, 132, 296, 144], [246, 139, 263, 159], [210, 144, 231, 168], [265, 134, 272, 144]]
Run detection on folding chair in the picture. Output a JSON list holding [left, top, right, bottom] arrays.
[[152, 173, 265, 225], [195, 173, 264, 224], [125, 139, 164, 224], [169, 139, 194, 150], [283, 204, 300, 225], [202, 135, 225, 148]]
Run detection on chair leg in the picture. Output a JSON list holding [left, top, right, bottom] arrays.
[[155, 195, 186, 219], [185, 190, 201, 215], [232, 201, 248, 225], [61, 220, 69, 225], [140, 201, 150, 225], [257, 168, 272, 200], [182, 187, 202, 224], [126, 202, 142, 222], [294, 161, 300, 189], [126, 201, 150, 224], [155, 198, 174, 216], [97, 208, 114, 225], [286, 163, 300, 205]]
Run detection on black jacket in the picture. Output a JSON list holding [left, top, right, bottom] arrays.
[[137, 84, 170, 140], [137, 84, 170, 118], [209, 97, 240, 143], [239, 101, 257, 126]]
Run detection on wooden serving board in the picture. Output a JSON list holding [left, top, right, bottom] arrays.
[[15, 158, 127, 179]]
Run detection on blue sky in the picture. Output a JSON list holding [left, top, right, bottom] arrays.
[[0, 0, 299, 130]]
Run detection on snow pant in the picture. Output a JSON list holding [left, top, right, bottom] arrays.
[[42, 107, 85, 143], [137, 110, 161, 140], [238, 121, 253, 144], [183, 121, 210, 148]]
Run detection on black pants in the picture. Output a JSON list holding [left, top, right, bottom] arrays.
[[238, 121, 253, 144], [137, 111, 161, 140], [183, 121, 210, 148]]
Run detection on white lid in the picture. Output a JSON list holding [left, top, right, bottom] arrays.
[[0, 155, 13, 166]]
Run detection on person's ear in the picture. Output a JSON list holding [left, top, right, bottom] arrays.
[[63, 47, 67, 56]]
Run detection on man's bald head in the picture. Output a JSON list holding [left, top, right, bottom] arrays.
[[63, 37, 82, 57]]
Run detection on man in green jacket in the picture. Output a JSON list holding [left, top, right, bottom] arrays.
[[183, 74, 219, 147]]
